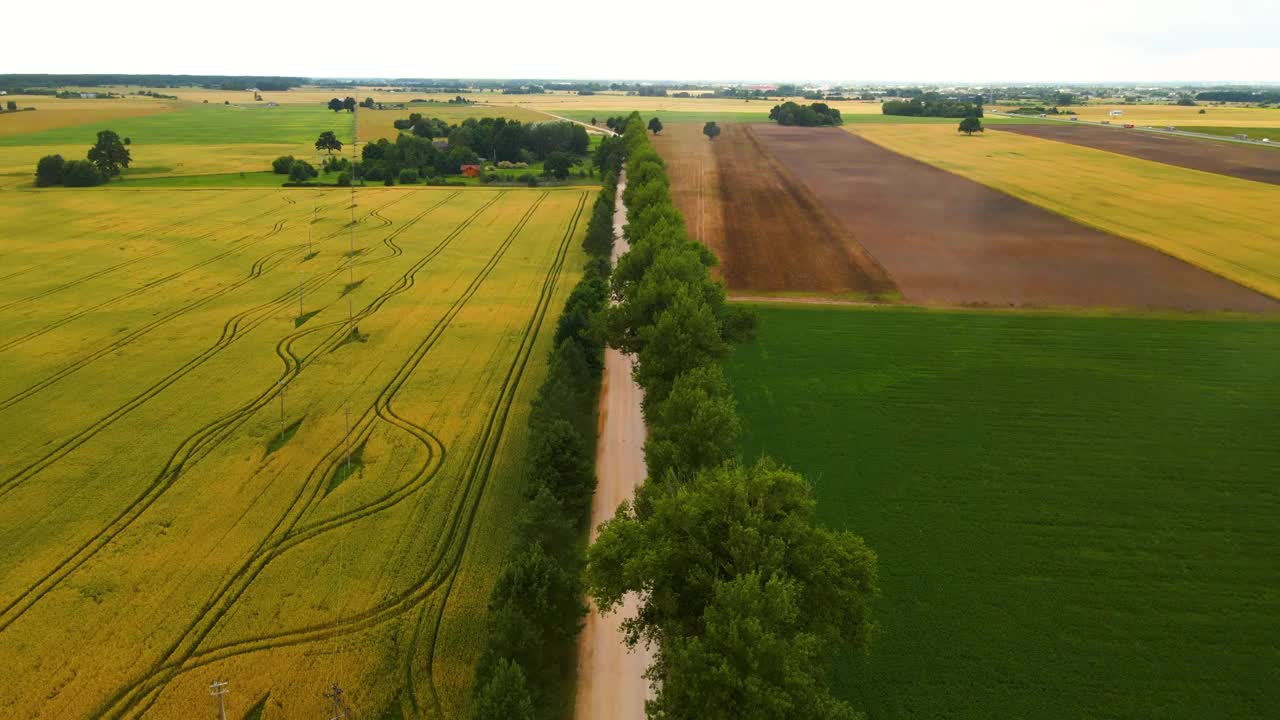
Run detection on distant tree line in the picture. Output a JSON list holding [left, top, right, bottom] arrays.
[[555, 114, 877, 719], [468, 147, 626, 720], [0, 74, 303, 90], [769, 101, 844, 126], [1195, 90, 1280, 103], [34, 130, 131, 187], [883, 92, 984, 118]]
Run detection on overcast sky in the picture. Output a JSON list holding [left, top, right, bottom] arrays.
[[6, 0, 1277, 83]]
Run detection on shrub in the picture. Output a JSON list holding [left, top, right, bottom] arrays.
[[35, 154, 66, 187], [398, 168, 420, 184], [383, 175, 395, 186], [272, 155, 295, 174], [62, 160, 104, 187], [288, 160, 317, 182], [337, 172, 352, 187]]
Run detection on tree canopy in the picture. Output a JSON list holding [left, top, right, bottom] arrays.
[[87, 130, 130, 177], [769, 101, 843, 126], [315, 130, 343, 154], [648, 117, 664, 135], [883, 92, 983, 118], [703, 121, 721, 140], [958, 116, 984, 135]]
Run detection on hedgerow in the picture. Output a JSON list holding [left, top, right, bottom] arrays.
[[584, 113, 879, 719]]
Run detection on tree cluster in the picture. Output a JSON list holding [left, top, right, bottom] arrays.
[[327, 97, 357, 112], [363, 116, 590, 183], [883, 92, 984, 118], [34, 129, 131, 187], [469, 162, 625, 720], [583, 114, 879, 720], [769, 101, 844, 126]]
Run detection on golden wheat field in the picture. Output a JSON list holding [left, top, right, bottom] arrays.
[[0, 185, 587, 719], [1054, 103, 1280, 128], [851, 123, 1280, 299]]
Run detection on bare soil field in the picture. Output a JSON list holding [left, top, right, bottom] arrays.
[[653, 123, 896, 296], [752, 125, 1279, 312], [994, 124, 1280, 185]]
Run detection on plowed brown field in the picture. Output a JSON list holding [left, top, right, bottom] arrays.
[[653, 123, 896, 297], [753, 125, 1279, 312], [994, 124, 1280, 185]]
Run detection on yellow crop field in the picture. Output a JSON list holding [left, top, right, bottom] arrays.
[[0, 96, 178, 137], [0, 185, 587, 719], [1056, 103, 1280, 128], [851, 124, 1280, 299]]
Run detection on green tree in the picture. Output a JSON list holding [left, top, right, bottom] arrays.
[[958, 116, 983, 135], [315, 130, 344, 154], [361, 97, 375, 108], [87, 130, 131, 177], [271, 155, 295, 174], [342, 96, 356, 112], [543, 151, 573, 180], [648, 117, 664, 135], [585, 459, 878, 708], [655, 573, 859, 720], [635, 287, 730, 407], [61, 160, 104, 187], [644, 365, 739, 482], [288, 159, 317, 182], [6, 100, 18, 111], [35, 154, 66, 187], [470, 659, 536, 720], [703, 121, 721, 140], [327, 98, 344, 112]]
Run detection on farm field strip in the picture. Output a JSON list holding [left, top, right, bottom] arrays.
[[725, 303, 1280, 720], [0, 103, 355, 147], [992, 123, 1280, 185], [652, 123, 895, 296], [742, 124, 1277, 310], [852, 124, 1280, 301], [0, 187, 588, 719]]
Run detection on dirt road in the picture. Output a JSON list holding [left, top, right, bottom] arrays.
[[574, 169, 654, 720]]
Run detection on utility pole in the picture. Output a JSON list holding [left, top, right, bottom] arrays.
[[209, 679, 228, 720], [344, 407, 352, 474], [324, 681, 347, 720], [278, 378, 287, 436]]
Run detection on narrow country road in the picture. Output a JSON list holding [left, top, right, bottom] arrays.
[[574, 169, 654, 720]]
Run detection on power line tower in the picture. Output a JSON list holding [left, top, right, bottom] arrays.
[[209, 679, 229, 720]]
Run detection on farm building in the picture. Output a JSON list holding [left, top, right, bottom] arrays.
[[461, 164, 483, 177]]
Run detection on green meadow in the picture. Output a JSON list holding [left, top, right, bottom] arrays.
[[0, 103, 354, 146], [724, 304, 1280, 720]]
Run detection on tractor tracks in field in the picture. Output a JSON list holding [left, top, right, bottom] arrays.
[[102, 190, 584, 720], [0, 195, 465, 628], [0, 194, 412, 417], [0, 214, 300, 355], [0, 193, 287, 313]]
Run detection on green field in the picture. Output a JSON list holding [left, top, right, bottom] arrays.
[[724, 304, 1280, 719], [1180, 125, 1280, 140], [0, 103, 354, 146], [0, 185, 587, 718]]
